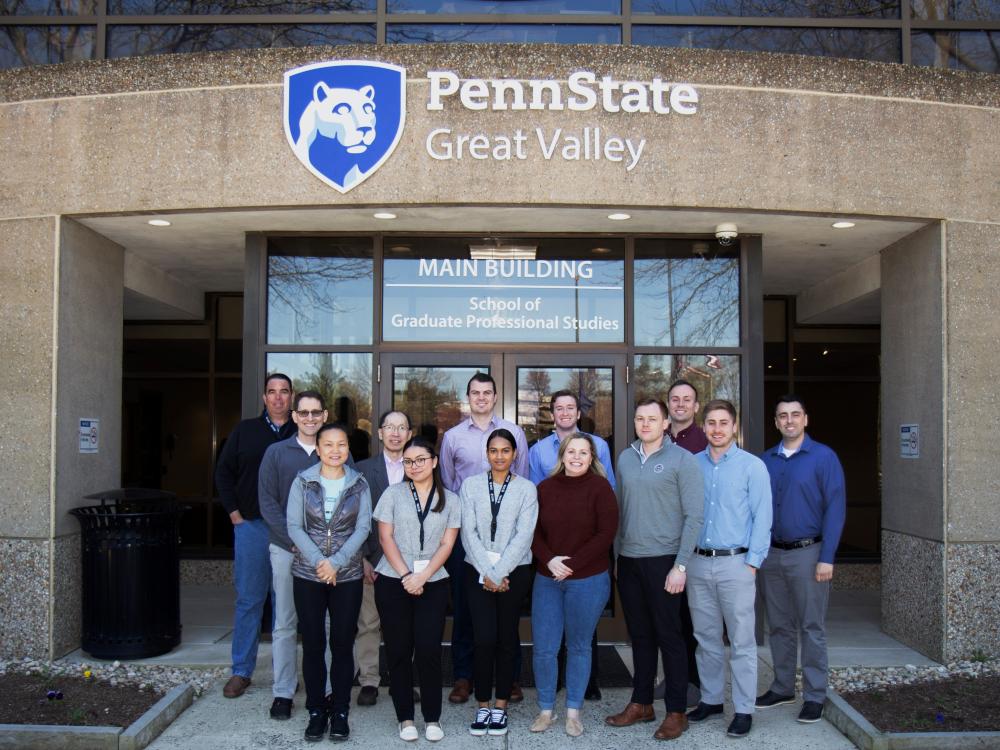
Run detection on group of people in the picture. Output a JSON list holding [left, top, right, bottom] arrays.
[[215, 370, 845, 743]]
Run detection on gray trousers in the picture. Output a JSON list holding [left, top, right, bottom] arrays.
[[269, 544, 298, 699], [687, 553, 758, 715], [758, 543, 830, 703]]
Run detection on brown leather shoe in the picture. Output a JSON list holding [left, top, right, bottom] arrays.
[[223, 675, 251, 698], [653, 712, 689, 740], [605, 702, 655, 727], [448, 678, 471, 704], [509, 682, 524, 703]]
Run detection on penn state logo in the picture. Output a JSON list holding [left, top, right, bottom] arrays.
[[284, 60, 406, 194]]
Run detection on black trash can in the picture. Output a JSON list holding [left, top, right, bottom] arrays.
[[70, 488, 184, 659]]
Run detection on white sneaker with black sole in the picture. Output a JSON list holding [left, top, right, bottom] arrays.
[[488, 708, 508, 736], [470, 707, 491, 736]]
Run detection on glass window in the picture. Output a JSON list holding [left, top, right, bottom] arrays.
[[634, 353, 741, 414], [267, 238, 374, 346], [516, 366, 614, 449], [632, 0, 899, 16], [383, 237, 625, 344], [108, 0, 374, 13], [2, 0, 97, 13], [106, 22, 374, 58], [391, 364, 490, 447], [633, 24, 901, 62], [634, 238, 739, 348], [1, 24, 94, 68], [912, 30, 1000, 72], [388, 0, 619, 14], [387, 23, 621, 43], [911, 0, 1000, 20], [266, 352, 373, 460]]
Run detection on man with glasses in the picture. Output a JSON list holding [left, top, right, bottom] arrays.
[[354, 410, 413, 707], [216, 373, 296, 700], [440, 372, 529, 704], [258, 390, 329, 720]]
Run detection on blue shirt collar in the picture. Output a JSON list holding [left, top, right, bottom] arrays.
[[769, 433, 814, 455]]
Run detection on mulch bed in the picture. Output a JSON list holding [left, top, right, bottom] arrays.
[[0, 674, 163, 728], [842, 675, 1000, 733]]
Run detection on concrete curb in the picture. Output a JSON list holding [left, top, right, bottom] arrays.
[[0, 682, 194, 750], [825, 688, 1000, 749]]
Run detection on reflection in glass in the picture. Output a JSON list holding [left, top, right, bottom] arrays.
[[2, 0, 97, 13], [267, 352, 373, 460], [107, 22, 374, 58], [392, 365, 489, 448], [267, 245, 374, 346], [632, 0, 898, 16], [387, 23, 620, 43], [516, 366, 614, 451], [911, 0, 1000, 20], [912, 30, 999, 71], [1, 24, 94, 67], [634, 353, 741, 415], [633, 24, 900, 61], [388, 0, 618, 14], [108, 0, 374, 13], [634, 239, 739, 348]]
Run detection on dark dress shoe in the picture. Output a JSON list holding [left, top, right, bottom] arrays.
[[356, 685, 378, 706], [605, 702, 655, 727], [509, 682, 524, 703], [269, 697, 292, 720], [686, 702, 723, 722], [448, 678, 472, 704], [329, 712, 350, 741], [223, 675, 251, 698], [304, 710, 328, 742], [653, 711, 688, 740], [798, 701, 824, 723], [727, 713, 752, 738], [755, 690, 795, 708]]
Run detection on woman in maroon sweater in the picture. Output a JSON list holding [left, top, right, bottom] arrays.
[[529, 432, 619, 737]]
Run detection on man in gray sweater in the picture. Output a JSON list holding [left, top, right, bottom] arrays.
[[605, 398, 704, 742]]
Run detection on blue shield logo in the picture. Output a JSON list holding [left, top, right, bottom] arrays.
[[284, 60, 406, 194]]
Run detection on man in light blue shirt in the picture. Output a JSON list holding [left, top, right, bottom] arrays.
[[685, 399, 772, 740], [528, 389, 615, 488]]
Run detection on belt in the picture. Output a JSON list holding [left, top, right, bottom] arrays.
[[695, 547, 748, 557], [772, 536, 821, 550]]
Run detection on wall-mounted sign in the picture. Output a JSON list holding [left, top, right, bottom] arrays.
[[79, 418, 99, 454], [900, 424, 919, 459]]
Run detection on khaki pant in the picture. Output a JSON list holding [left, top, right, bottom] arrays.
[[355, 580, 381, 688]]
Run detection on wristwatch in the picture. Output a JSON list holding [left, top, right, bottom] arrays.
[[675, 563, 686, 574]]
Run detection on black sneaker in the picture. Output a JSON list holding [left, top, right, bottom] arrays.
[[304, 710, 327, 742], [726, 713, 752, 738], [686, 702, 724, 722], [269, 697, 292, 721], [487, 708, 508, 736], [356, 685, 378, 707], [470, 707, 491, 736], [329, 712, 350, 742], [797, 701, 824, 723], [755, 690, 796, 708]]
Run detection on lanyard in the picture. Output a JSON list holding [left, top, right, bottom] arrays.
[[263, 411, 282, 435], [408, 480, 434, 553], [487, 472, 512, 543]]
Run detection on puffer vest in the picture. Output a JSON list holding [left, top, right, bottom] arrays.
[[290, 467, 367, 583]]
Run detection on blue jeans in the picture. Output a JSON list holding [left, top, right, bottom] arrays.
[[531, 571, 610, 710], [232, 519, 272, 678]]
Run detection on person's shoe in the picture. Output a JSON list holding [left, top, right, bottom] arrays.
[[328, 712, 350, 742], [398, 722, 419, 741], [797, 701, 825, 723], [425, 722, 445, 742], [449, 678, 472, 704], [357, 685, 378, 707], [509, 682, 524, 703], [755, 690, 796, 708], [565, 716, 584, 737], [686, 702, 724, 722], [487, 708, 509, 736], [653, 711, 688, 740], [585, 681, 602, 701], [223, 675, 251, 698], [304, 710, 327, 742], [470, 707, 491, 736], [686, 682, 702, 709], [530, 712, 556, 732], [269, 697, 293, 720], [605, 702, 655, 727], [726, 713, 752, 738]]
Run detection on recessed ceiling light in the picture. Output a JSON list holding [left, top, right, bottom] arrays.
[[591, 246, 612, 254], [373, 212, 397, 220], [147, 219, 171, 227], [832, 221, 855, 229], [389, 244, 411, 253], [608, 212, 631, 221]]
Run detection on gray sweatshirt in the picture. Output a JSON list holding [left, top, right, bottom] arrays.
[[615, 439, 704, 567]]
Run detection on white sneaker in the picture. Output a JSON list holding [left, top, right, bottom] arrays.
[[425, 722, 444, 742], [399, 722, 418, 741]]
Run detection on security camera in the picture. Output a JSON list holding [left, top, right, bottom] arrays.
[[715, 223, 738, 246]]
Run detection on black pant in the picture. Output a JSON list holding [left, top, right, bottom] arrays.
[[293, 576, 363, 714], [617, 555, 687, 712], [465, 564, 534, 703], [680, 590, 700, 688], [374, 575, 449, 723]]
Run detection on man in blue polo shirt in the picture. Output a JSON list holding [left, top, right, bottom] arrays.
[[528, 389, 615, 487], [756, 395, 846, 725]]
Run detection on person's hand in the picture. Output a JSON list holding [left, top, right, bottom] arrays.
[[747, 565, 757, 577], [402, 571, 426, 595], [498, 577, 510, 593], [483, 576, 500, 592], [665, 567, 686, 594], [816, 562, 834, 582], [316, 560, 337, 585], [547, 556, 574, 581], [363, 559, 378, 585], [229, 510, 244, 526]]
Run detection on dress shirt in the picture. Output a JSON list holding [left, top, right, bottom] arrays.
[[761, 434, 846, 564], [384, 452, 404, 486], [697, 443, 773, 569], [439, 415, 529, 493], [668, 423, 709, 454], [527, 431, 616, 488]]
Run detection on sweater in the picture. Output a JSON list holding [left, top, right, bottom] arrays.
[[215, 411, 295, 519]]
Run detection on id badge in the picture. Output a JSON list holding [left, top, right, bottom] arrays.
[[413, 559, 429, 575], [478, 551, 502, 585]]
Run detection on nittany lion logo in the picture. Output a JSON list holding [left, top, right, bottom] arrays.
[[284, 61, 406, 194]]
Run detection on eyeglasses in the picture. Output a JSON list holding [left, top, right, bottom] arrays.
[[382, 423, 410, 433], [402, 455, 432, 468], [295, 410, 325, 419]]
